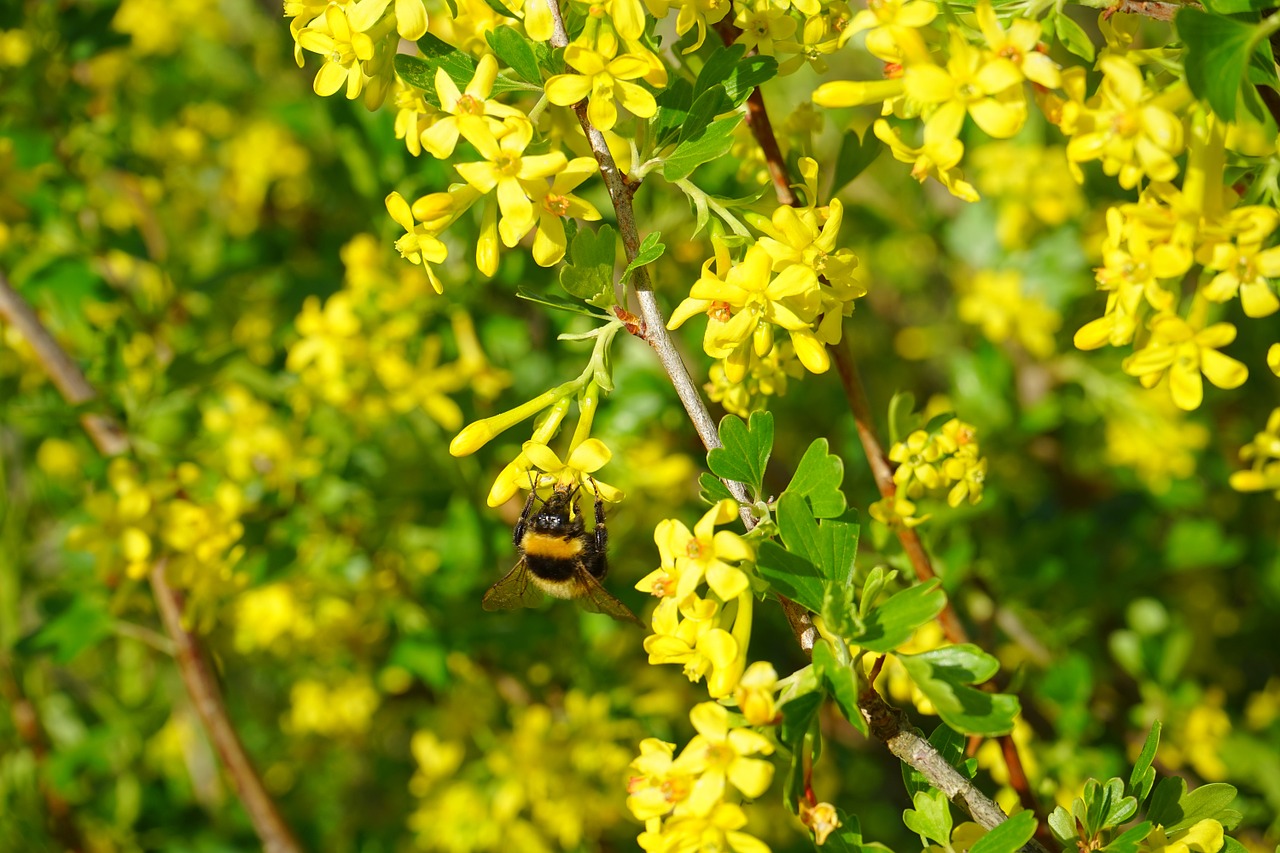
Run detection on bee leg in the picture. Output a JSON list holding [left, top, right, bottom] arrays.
[[590, 479, 607, 554], [513, 487, 537, 547]]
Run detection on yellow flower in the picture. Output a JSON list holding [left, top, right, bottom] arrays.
[[655, 500, 754, 603], [420, 54, 525, 159], [904, 27, 1026, 144], [296, 5, 376, 99], [453, 118, 567, 248], [673, 702, 775, 815], [522, 438, 623, 502], [644, 0, 732, 54], [627, 739, 695, 820], [734, 661, 780, 726], [1199, 239, 1280, 318], [385, 192, 447, 291], [890, 429, 945, 491], [957, 269, 1060, 359], [653, 802, 772, 853], [800, 801, 842, 846], [1230, 407, 1280, 497], [545, 44, 658, 132], [1140, 820, 1224, 853], [643, 597, 740, 694], [873, 118, 979, 202], [842, 0, 935, 58], [1122, 314, 1248, 411], [732, 1, 797, 56], [669, 243, 826, 380], [523, 156, 602, 267], [975, 1, 1060, 89]]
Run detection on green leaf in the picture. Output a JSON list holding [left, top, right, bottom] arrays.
[[898, 645, 1019, 736], [1103, 822, 1153, 853], [652, 78, 693, 147], [903, 789, 952, 846], [1129, 721, 1161, 805], [707, 411, 773, 496], [1202, 0, 1271, 14], [757, 540, 826, 613], [780, 690, 824, 813], [1047, 806, 1076, 846], [785, 438, 847, 518], [17, 595, 114, 664], [1080, 778, 1137, 834], [970, 811, 1038, 853], [859, 566, 892, 619], [485, 28, 541, 85], [515, 285, 601, 318], [723, 55, 778, 107], [822, 810, 865, 853], [832, 128, 883, 194], [393, 54, 438, 94], [663, 115, 744, 181], [776, 493, 859, 591], [559, 224, 616, 305], [680, 85, 731, 144], [1167, 782, 1238, 832], [812, 640, 868, 736], [620, 231, 666, 285], [821, 582, 863, 643], [1146, 776, 1186, 828], [1178, 9, 1260, 122], [853, 580, 945, 653], [477, 0, 520, 18], [694, 45, 747, 101], [699, 471, 736, 504], [1054, 12, 1095, 62]]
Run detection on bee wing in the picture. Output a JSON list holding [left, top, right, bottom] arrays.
[[571, 565, 645, 626], [482, 559, 545, 611]]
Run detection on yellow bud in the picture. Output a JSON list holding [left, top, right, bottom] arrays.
[[800, 801, 841, 845], [450, 420, 498, 456], [121, 527, 153, 563], [36, 438, 82, 480]]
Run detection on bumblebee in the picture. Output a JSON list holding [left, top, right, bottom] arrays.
[[483, 480, 642, 625]]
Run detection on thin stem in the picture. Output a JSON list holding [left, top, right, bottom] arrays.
[[151, 561, 302, 853], [543, 0, 752, 513], [674, 178, 753, 238], [0, 271, 128, 456], [0, 267, 301, 853]]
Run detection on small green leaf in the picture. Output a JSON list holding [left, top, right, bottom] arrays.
[[903, 789, 952, 846], [785, 438, 846, 518], [898, 645, 1019, 736], [393, 54, 438, 94], [1047, 805, 1076, 846], [1129, 721, 1161, 805], [515, 285, 601, 317], [699, 471, 735, 504], [812, 640, 868, 736], [559, 224, 617, 305], [415, 32, 479, 82], [620, 231, 666, 285], [17, 596, 113, 664], [1054, 12, 1095, 62], [1080, 777, 1137, 834], [776, 493, 858, 587], [1202, 0, 1271, 13], [756, 540, 826, 613], [706, 410, 772, 495], [970, 811, 1037, 853], [680, 85, 731, 144], [1178, 9, 1260, 122], [821, 583, 863, 643], [663, 115, 744, 181], [903, 724, 967, 799], [723, 55, 778, 107], [832, 128, 883, 194], [1167, 782, 1238, 832], [821, 810, 865, 853], [859, 566, 892, 619], [694, 45, 746, 101], [485, 28, 541, 85], [1146, 776, 1186, 828], [652, 78, 693, 147], [1103, 822, 1153, 853], [853, 580, 945, 653]]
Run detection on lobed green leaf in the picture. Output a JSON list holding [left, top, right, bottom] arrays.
[[898, 645, 1020, 736], [969, 811, 1038, 853], [663, 115, 744, 181], [853, 580, 945, 653], [706, 410, 772, 496], [784, 437, 847, 518]]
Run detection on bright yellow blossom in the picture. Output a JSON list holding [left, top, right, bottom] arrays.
[[672, 702, 774, 814], [453, 118, 568, 248], [522, 438, 623, 503], [421, 54, 525, 159], [1122, 314, 1248, 411], [521, 157, 603, 267], [545, 44, 658, 132], [903, 27, 1027, 144]]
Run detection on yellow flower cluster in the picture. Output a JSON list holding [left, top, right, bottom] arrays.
[[409, 689, 637, 852], [68, 459, 249, 624], [1230, 408, 1280, 499], [871, 417, 986, 526], [286, 675, 381, 737], [813, 1, 1061, 201], [628, 501, 780, 851], [289, 0, 428, 108], [287, 234, 508, 426], [956, 269, 1061, 360], [969, 143, 1084, 249], [670, 159, 864, 409]]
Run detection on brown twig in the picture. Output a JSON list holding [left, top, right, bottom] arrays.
[[0, 268, 301, 853], [151, 561, 301, 853], [1099, 0, 1188, 21], [0, 271, 128, 456]]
